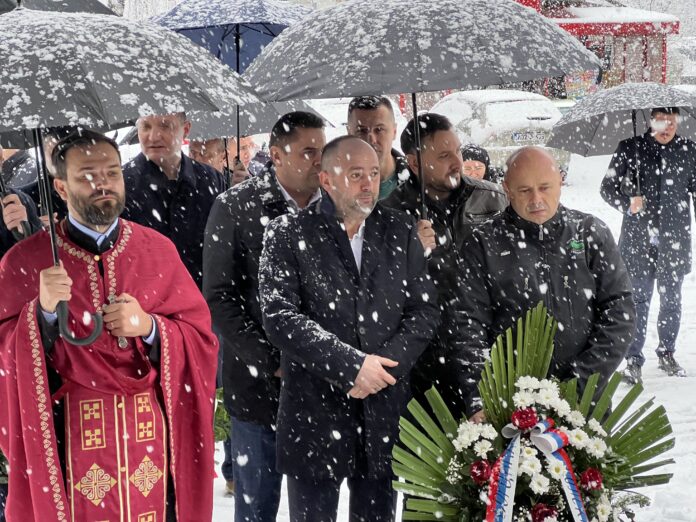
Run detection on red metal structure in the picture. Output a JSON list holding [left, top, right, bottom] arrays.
[[517, 0, 679, 85]]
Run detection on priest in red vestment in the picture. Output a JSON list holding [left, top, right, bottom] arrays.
[[0, 130, 218, 522]]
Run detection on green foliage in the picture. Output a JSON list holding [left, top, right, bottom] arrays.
[[393, 303, 675, 521], [214, 388, 231, 442], [478, 302, 557, 431]]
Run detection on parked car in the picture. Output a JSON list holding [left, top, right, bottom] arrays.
[[430, 89, 571, 176]]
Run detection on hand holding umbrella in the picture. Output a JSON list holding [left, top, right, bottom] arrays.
[[0, 147, 32, 240]]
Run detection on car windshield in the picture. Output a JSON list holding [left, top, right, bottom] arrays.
[[484, 100, 557, 128]]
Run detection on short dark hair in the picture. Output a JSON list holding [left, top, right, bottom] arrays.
[[401, 113, 453, 155], [347, 96, 394, 118], [269, 111, 324, 149], [52, 130, 121, 180], [44, 126, 77, 142], [651, 107, 680, 117], [320, 135, 368, 171]]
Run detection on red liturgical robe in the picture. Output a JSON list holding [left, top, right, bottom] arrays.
[[0, 219, 218, 522]]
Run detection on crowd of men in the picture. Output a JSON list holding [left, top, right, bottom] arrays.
[[0, 97, 693, 522]]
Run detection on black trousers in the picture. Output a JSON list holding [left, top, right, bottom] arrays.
[[287, 474, 396, 522]]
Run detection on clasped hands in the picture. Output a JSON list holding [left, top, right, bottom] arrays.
[[348, 354, 399, 400]]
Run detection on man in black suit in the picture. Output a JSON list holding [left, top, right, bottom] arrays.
[[259, 135, 439, 522]]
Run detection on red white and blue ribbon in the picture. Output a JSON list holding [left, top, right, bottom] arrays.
[[485, 418, 589, 522]]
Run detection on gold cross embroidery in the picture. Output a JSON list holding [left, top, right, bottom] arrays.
[[82, 401, 101, 420], [74, 463, 116, 507], [130, 457, 163, 498], [83, 429, 103, 448], [136, 395, 152, 413]]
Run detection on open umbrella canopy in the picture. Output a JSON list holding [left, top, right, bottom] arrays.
[[0, 0, 114, 15], [547, 82, 696, 156], [0, 8, 262, 148], [119, 100, 330, 144], [151, 0, 312, 73], [244, 0, 600, 101]]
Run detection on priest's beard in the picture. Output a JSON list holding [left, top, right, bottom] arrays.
[[69, 189, 125, 227]]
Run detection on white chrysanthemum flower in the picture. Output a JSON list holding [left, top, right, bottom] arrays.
[[567, 410, 586, 428], [513, 390, 536, 408], [516, 376, 541, 390], [453, 422, 479, 450], [551, 398, 572, 417], [474, 439, 493, 458], [535, 388, 559, 408], [480, 424, 498, 440], [546, 460, 566, 480], [586, 438, 608, 458], [596, 502, 611, 522], [587, 418, 608, 437], [568, 428, 589, 449], [529, 473, 551, 494], [521, 445, 537, 459], [538, 379, 559, 393], [519, 457, 542, 476]]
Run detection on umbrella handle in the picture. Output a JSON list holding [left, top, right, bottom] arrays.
[[57, 301, 104, 346], [9, 220, 32, 241]]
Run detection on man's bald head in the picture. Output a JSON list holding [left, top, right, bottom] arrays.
[[503, 146, 562, 225], [320, 135, 377, 173], [319, 136, 380, 223]]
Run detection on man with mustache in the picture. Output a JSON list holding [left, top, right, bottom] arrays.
[[601, 107, 696, 382], [259, 135, 439, 521], [458, 146, 635, 421], [0, 130, 218, 521], [382, 113, 506, 417]]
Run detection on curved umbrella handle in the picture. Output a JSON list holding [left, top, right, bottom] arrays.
[[10, 220, 32, 241], [57, 301, 103, 346]]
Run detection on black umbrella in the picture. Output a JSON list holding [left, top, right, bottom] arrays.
[[152, 0, 312, 161], [245, 0, 600, 218], [0, 8, 262, 345], [547, 82, 696, 196], [0, 0, 115, 15]]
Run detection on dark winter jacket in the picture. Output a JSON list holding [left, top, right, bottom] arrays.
[[259, 197, 439, 480], [458, 205, 635, 415], [0, 188, 42, 259], [203, 166, 295, 427], [121, 152, 226, 288], [601, 132, 696, 278], [382, 171, 506, 413], [19, 180, 68, 222]]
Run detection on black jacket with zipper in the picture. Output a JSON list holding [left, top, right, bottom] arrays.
[[457, 205, 635, 415], [203, 165, 291, 427], [382, 171, 506, 416]]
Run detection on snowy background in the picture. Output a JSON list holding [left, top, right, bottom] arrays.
[[211, 154, 696, 521], [98, 1, 695, 519]]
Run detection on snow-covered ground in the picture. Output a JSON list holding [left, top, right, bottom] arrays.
[[212, 153, 695, 521]]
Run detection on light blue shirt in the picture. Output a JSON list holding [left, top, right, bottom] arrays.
[[41, 215, 157, 344], [68, 214, 119, 248]]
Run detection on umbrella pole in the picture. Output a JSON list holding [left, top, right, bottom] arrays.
[[34, 128, 104, 346], [411, 93, 427, 219], [632, 109, 641, 196], [34, 128, 60, 265], [235, 23, 242, 161], [223, 137, 231, 185]]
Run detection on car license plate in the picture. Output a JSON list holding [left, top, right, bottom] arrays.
[[512, 130, 545, 143]]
